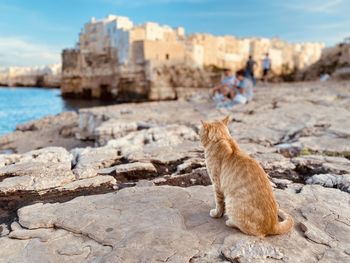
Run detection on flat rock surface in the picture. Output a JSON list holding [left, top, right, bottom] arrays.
[[0, 184, 349, 262], [0, 81, 349, 262]]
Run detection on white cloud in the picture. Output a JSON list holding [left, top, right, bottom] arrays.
[[0, 37, 61, 67]]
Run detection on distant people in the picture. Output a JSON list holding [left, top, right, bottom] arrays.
[[236, 69, 253, 102], [210, 68, 237, 106], [262, 53, 271, 83], [215, 69, 253, 109], [245, 55, 256, 86]]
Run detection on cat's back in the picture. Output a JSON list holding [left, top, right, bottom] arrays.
[[223, 149, 278, 234], [222, 149, 274, 197]]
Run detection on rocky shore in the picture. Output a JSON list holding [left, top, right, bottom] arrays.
[[0, 81, 349, 262]]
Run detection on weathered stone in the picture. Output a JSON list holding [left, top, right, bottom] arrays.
[[271, 178, 294, 189], [299, 136, 350, 157], [221, 238, 284, 262], [113, 162, 157, 179], [106, 124, 198, 156], [16, 112, 77, 132], [0, 223, 9, 237], [176, 158, 205, 174], [306, 173, 350, 193], [299, 222, 337, 248], [95, 119, 138, 145], [0, 184, 348, 262], [292, 155, 350, 176], [1, 227, 111, 262], [253, 152, 297, 180], [154, 167, 211, 187], [0, 154, 20, 168], [275, 143, 302, 158], [0, 147, 74, 194], [0, 80, 350, 262], [57, 176, 116, 191], [0, 112, 89, 154], [72, 146, 120, 179]]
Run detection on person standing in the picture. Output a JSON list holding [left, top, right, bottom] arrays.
[[262, 53, 271, 83], [245, 55, 256, 86]]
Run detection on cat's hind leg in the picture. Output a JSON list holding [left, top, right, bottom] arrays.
[[224, 196, 240, 229], [210, 184, 225, 218]]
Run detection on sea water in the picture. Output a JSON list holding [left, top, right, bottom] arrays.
[[0, 87, 113, 135]]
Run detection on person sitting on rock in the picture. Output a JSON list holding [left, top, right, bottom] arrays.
[[210, 68, 237, 106], [216, 70, 253, 109], [236, 69, 254, 102]]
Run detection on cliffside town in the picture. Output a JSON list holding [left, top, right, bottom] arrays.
[[61, 14, 324, 101], [298, 40, 350, 80], [0, 64, 61, 88]]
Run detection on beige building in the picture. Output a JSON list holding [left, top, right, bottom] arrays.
[[0, 64, 61, 88], [61, 14, 324, 100]]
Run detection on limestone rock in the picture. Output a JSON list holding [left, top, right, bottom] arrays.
[[0, 184, 348, 262], [104, 162, 158, 180], [306, 173, 350, 193], [299, 136, 350, 157], [0, 228, 111, 262], [94, 119, 138, 145], [154, 167, 211, 187], [292, 155, 350, 176], [176, 158, 205, 174], [0, 154, 20, 168], [0, 111, 89, 154], [106, 124, 199, 159], [0, 147, 74, 194], [0, 78, 350, 262], [0, 224, 9, 237], [16, 112, 77, 132], [221, 239, 284, 262], [253, 152, 297, 180], [57, 176, 116, 191], [72, 146, 121, 179]]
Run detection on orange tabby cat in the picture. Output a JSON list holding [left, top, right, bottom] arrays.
[[199, 116, 293, 237]]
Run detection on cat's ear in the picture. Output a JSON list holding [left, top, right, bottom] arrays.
[[201, 120, 209, 129], [222, 116, 230, 126]]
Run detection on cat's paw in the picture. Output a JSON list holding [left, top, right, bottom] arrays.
[[225, 219, 236, 228], [210, 209, 223, 218]]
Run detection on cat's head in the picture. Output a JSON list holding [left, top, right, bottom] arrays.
[[199, 116, 230, 146]]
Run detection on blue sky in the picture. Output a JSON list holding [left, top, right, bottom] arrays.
[[0, 0, 349, 67]]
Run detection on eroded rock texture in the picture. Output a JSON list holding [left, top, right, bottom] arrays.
[[0, 185, 349, 262], [0, 81, 349, 262]]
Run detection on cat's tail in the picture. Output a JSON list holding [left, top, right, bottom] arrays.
[[271, 209, 294, 235]]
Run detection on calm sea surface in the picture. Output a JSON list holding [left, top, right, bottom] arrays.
[[0, 87, 114, 136]]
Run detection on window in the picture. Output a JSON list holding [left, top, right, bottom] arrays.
[[165, 54, 170, 60]]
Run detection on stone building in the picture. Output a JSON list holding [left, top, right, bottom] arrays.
[[61, 14, 324, 101], [297, 40, 350, 80], [0, 64, 61, 88]]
